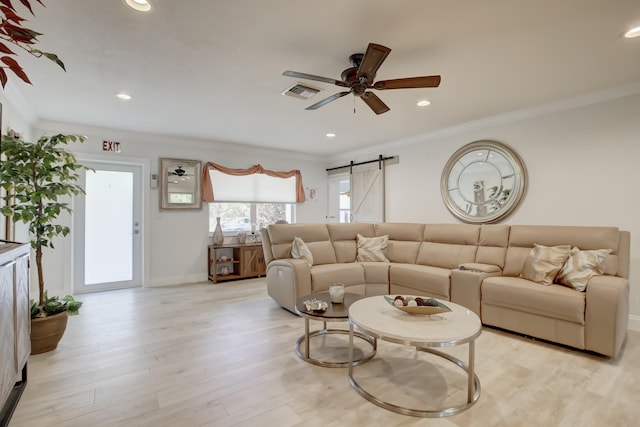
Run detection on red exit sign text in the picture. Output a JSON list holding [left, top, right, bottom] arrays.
[[102, 141, 121, 153]]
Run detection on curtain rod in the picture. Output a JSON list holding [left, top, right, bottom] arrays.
[[326, 155, 397, 172]]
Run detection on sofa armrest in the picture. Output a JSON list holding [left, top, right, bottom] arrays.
[[265, 259, 312, 313], [451, 264, 502, 317], [585, 275, 629, 358]]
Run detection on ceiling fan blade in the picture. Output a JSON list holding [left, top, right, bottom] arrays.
[[361, 91, 390, 115], [305, 91, 351, 110], [374, 75, 441, 90], [357, 43, 391, 82], [283, 70, 348, 87]]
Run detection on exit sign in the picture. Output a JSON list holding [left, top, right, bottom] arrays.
[[102, 140, 121, 153]]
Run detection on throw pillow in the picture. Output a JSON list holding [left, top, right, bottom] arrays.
[[520, 244, 571, 285], [291, 236, 313, 267], [556, 247, 612, 291], [357, 233, 389, 262]]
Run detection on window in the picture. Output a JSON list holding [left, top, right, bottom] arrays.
[[209, 202, 294, 233]]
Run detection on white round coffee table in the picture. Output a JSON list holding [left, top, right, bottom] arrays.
[[348, 295, 481, 417]]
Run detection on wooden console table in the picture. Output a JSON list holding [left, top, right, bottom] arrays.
[[208, 243, 266, 283], [0, 241, 30, 427]]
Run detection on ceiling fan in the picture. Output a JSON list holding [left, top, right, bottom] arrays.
[[168, 166, 192, 177], [283, 43, 441, 115]]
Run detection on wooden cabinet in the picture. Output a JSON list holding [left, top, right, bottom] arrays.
[[208, 243, 266, 283], [0, 241, 30, 426]]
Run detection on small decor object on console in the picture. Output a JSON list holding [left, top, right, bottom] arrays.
[[237, 232, 247, 244], [384, 295, 452, 316], [213, 216, 224, 246]]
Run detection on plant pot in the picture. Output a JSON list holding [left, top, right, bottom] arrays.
[[30, 311, 68, 354]]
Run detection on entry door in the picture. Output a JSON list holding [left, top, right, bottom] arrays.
[[73, 161, 143, 293]]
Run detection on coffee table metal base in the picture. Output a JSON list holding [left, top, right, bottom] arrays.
[[296, 318, 376, 368], [348, 326, 480, 417]]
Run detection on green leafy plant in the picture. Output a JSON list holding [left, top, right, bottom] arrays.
[[1, 133, 89, 318], [0, 0, 65, 87], [30, 291, 81, 318]]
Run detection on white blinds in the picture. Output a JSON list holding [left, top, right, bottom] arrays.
[[208, 169, 297, 203]]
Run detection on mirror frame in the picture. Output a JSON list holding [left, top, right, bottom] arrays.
[[440, 140, 527, 223], [159, 158, 202, 210]]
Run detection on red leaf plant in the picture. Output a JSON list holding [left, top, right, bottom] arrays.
[[0, 0, 64, 88]]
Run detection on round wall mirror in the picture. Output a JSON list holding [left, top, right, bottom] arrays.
[[441, 140, 527, 223]]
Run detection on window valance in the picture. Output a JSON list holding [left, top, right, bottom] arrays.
[[201, 162, 306, 203]]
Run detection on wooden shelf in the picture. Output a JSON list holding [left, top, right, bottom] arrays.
[[208, 243, 266, 284]]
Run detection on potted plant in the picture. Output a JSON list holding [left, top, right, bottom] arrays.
[[1, 133, 88, 353]]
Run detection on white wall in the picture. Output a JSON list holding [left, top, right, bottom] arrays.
[[331, 92, 640, 329], [4, 88, 638, 329], [21, 121, 329, 295]]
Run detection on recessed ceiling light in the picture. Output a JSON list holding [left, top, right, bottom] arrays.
[[417, 100, 431, 107], [624, 26, 640, 39], [116, 93, 132, 101], [326, 133, 336, 138], [124, 0, 152, 12]]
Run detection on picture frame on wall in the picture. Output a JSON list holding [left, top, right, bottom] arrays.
[[159, 157, 202, 210]]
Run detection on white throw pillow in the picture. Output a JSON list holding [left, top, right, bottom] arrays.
[[291, 236, 313, 267], [556, 247, 611, 291], [520, 244, 571, 285], [356, 233, 389, 262]]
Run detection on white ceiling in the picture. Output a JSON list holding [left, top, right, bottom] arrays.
[[7, 0, 640, 157]]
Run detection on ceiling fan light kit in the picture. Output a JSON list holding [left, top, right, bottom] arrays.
[[283, 43, 441, 115]]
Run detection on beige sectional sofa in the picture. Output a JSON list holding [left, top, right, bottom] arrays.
[[261, 223, 630, 358]]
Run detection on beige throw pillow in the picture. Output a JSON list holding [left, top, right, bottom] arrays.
[[556, 247, 611, 291], [520, 244, 571, 285], [357, 233, 389, 262], [291, 236, 313, 267]]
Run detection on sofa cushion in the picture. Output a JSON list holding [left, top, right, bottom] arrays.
[[357, 233, 389, 262], [267, 223, 337, 264], [360, 261, 390, 284], [291, 236, 313, 266], [328, 223, 375, 263], [389, 264, 450, 299], [520, 244, 571, 285], [476, 224, 510, 268], [556, 247, 611, 291], [375, 223, 424, 264], [482, 276, 585, 324], [504, 225, 620, 277], [310, 263, 364, 291]]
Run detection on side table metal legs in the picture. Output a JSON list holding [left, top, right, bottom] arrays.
[[296, 317, 376, 368]]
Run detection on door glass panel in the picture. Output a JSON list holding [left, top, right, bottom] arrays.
[[84, 170, 133, 285]]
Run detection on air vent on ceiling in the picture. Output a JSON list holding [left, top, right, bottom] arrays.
[[281, 83, 321, 100]]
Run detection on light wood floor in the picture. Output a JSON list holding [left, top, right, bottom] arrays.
[[9, 279, 640, 427]]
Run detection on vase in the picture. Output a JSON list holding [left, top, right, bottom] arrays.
[[30, 311, 68, 354], [213, 217, 224, 246]]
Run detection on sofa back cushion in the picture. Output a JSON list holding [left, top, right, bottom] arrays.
[[503, 225, 621, 277], [266, 223, 337, 265], [327, 223, 375, 263], [475, 224, 510, 268], [416, 224, 480, 268], [374, 223, 425, 264]]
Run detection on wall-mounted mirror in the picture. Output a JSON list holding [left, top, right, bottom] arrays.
[[159, 158, 202, 210], [441, 140, 527, 223]]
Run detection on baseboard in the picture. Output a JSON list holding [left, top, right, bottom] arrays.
[[628, 314, 640, 331], [145, 274, 208, 287]]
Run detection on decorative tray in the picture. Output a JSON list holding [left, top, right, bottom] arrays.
[[383, 295, 451, 315]]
